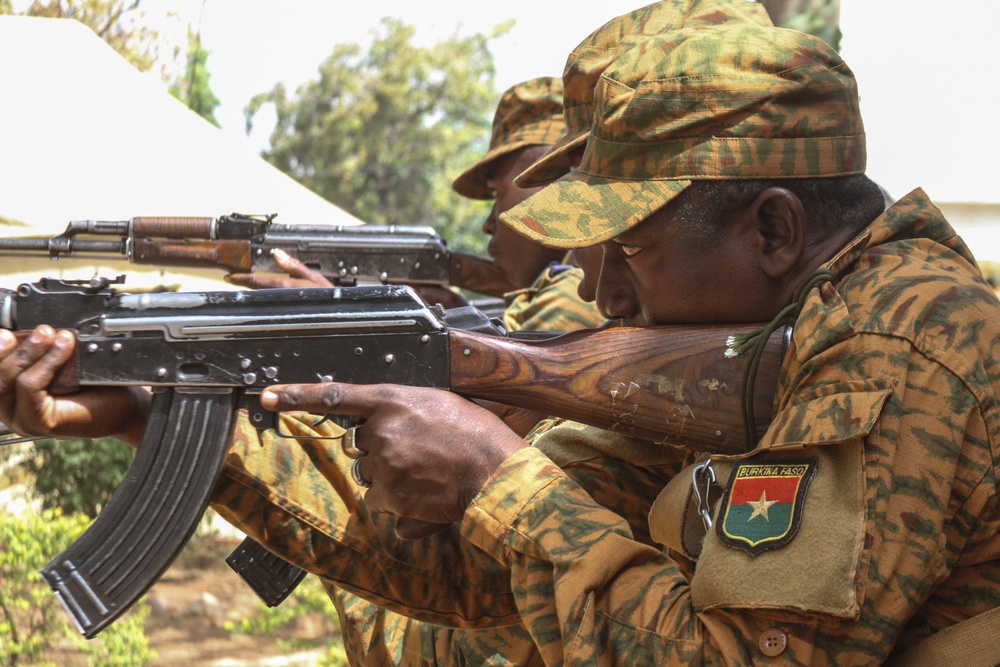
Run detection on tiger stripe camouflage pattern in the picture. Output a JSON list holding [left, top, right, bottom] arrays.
[[457, 189, 1000, 664], [516, 0, 773, 188], [503, 23, 867, 248]]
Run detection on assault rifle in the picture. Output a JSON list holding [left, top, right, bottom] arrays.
[[0, 213, 516, 297], [0, 277, 786, 638]]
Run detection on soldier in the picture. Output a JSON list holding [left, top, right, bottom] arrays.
[[12, 11, 996, 667]]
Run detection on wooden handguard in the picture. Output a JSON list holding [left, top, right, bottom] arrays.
[[131, 238, 253, 272], [129, 216, 216, 238]]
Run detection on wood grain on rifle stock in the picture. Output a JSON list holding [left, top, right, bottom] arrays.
[[449, 324, 784, 455], [132, 238, 254, 272]]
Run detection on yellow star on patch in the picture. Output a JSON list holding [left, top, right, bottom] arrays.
[[747, 490, 778, 522]]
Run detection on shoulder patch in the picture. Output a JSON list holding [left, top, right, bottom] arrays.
[[716, 458, 817, 556]]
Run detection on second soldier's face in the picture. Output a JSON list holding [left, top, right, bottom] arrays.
[[483, 148, 567, 290]]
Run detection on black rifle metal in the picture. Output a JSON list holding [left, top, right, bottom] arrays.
[[222, 304, 520, 607], [0, 277, 472, 637]]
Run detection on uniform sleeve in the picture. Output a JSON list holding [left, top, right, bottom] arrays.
[[209, 411, 521, 628], [501, 267, 606, 333], [458, 324, 1000, 666], [461, 446, 724, 665]]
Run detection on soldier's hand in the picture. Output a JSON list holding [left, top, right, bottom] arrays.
[[0, 327, 151, 448], [225, 248, 335, 289], [261, 382, 525, 533]]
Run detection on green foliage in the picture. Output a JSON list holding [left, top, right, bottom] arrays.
[[780, 0, 842, 51], [81, 604, 153, 667], [169, 26, 220, 127], [0, 508, 154, 666], [246, 18, 510, 254], [18, 438, 133, 520], [226, 575, 347, 666], [4, 0, 169, 73]]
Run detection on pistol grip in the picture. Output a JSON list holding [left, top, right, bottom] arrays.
[[40, 387, 239, 638]]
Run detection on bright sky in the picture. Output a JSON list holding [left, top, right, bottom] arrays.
[[10, 0, 997, 253], [141, 0, 645, 151], [140, 0, 1000, 260]]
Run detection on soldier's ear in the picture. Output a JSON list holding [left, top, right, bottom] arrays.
[[749, 187, 805, 280]]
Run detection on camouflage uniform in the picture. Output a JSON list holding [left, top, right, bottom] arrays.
[[501, 264, 603, 333], [490, 23, 1000, 665], [213, 6, 785, 666], [475, 189, 1000, 664], [212, 188, 1000, 666]]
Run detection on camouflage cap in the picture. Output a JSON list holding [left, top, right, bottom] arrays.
[[452, 77, 565, 200], [501, 24, 867, 249], [514, 0, 773, 189]]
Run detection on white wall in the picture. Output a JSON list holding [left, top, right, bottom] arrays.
[[839, 1, 1000, 262]]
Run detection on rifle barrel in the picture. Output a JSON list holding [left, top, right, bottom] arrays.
[[0, 237, 124, 255]]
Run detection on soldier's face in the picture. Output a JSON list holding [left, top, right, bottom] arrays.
[[483, 148, 567, 290], [591, 187, 769, 327]]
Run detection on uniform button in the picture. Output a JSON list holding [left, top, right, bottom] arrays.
[[758, 629, 787, 657]]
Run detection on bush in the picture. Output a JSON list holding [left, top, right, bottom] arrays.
[[18, 438, 134, 519], [226, 574, 348, 666], [0, 508, 154, 667]]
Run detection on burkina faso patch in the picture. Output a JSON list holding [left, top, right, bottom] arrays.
[[716, 458, 817, 556]]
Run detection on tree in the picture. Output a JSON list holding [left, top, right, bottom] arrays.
[[760, 0, 841, 51], [246, 18, 510, 254], [3, 0, 174, 74], [169, 26, 221, 126], [18, 437, 134, 519]]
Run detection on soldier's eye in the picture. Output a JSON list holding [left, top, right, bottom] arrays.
[[619, 244, 643, 258]]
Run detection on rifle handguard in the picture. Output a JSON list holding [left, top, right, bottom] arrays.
[[40, 387, 238, 638]]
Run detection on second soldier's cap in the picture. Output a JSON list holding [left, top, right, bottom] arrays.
[[452, 77, 565, 200]]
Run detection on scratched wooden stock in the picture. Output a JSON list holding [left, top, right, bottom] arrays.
[[450, 324, 784, 454]]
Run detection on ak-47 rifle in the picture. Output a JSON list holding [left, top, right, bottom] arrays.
[[0, 213, 516, 297], [0, 277, 786, 638]]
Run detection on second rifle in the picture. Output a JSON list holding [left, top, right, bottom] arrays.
[[0, 213, 516, 297]]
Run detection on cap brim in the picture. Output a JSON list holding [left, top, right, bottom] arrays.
[[513, 131, 588, 189], [452, 140, 538, 200], [500, 169, 691, 249]]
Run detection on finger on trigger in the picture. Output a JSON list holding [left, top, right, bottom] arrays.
[[261, 382, 376, 421]]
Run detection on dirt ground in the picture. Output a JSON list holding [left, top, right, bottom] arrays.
[[51, 533, 338, 667]]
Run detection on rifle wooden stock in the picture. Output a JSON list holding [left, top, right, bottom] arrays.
[[450, 324, 784, 454], [131, 238, 253, 272]]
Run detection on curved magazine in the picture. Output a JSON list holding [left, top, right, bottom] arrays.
[[40, 387, 238, 638]]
